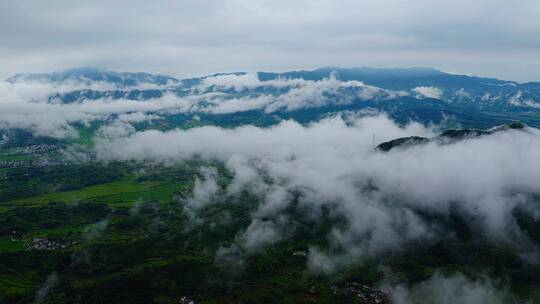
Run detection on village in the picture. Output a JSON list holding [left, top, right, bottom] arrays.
[[21, 144, 63, 155], [29, 238, 75, 251], [0, 144, 64, 169], [9, 230, 76, 251], [330, 282, 388, 304], [0, 158, 68, 169], [290, 250, 388, 303], [0, 160, 29, 168]]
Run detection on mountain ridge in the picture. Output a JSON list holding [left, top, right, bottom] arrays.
[[6, 67, 179, 87], [5, 66, 540, 129], [7, 66, 537, 85]]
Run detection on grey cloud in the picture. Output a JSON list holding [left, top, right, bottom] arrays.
[[385, 272, 512, 304], [34, 272, 59, 303], [198, 73, 406, 114], [96, 120, 136, 139], [117, 112, 162, 123], [412, 86, 443, 99], [1, 1, 540, 81], [83, 220, 108, 240], [241, 219, 283, 252], [185, 166, 220, 211], [0, 75, 406, 138]]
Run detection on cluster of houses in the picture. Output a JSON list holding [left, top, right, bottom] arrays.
[[0, 144, 65, 169], [10, 231, 77, 251], [0, 158, 68, 169], [177, 296, 196, 304], [21, 144, 62, 155], [330, 282, 388, 304], [0, 160, 28, 168], [30, 238, 75, 251]]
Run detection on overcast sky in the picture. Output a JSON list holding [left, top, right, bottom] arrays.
[[1, 0, 540, 82]]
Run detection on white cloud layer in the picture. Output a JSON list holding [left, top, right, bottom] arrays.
[[92, 115, 540, 270], [412, 86, 444, 99], [386, 272, 511, 304], [0, 75, 406, 138]]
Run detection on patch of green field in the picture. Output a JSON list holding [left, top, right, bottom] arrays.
[[0, 153, 33, 162], [26, 225, 85, 239], [4, 177, 188, 209], [0, 272, 35, 299], [0, 237, 27, 253], [65, 126, 96, 147]]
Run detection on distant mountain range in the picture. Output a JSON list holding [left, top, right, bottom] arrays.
[[261, 67, 540, 109], [7, 67, 178, 87], [6, 67, 540, 129]]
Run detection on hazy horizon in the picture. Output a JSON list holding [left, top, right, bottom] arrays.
[[2, 0, 540, 82], [5, 65, 536, 84]]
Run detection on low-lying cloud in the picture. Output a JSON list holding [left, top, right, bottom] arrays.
[[34, 272, 59, 303], [0, 74, 409, 138], [412, 86, 443, 99], [385, 272, 512, 304], [92, 114, 540, 272]]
